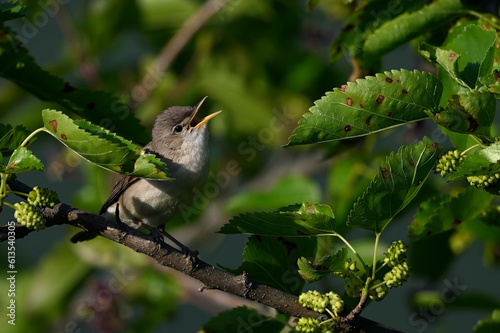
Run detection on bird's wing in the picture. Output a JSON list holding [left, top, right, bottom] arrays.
[[99, 176, 140, 215]]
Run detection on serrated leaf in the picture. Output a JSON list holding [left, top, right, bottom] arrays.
[[474, 309, 500, 333], [1, 146, 43, 174], [297, 247, 348, 283], [41, 109, 170, 180], [347, 137, 441, 233], [429, 88, 495, 137], [0, 25, 148, 144], [361, 0, 464, 65], [221, 236, 314, 295], [201, 306, 286, 333], [219, 202, 335, 237], [0, 123, 31, 154], [439, 22, 497, 88], [285, 70, 442, 147], [449, 142, 500, 180], [409, 188, 493, 238], [330, 0, 432, 64]]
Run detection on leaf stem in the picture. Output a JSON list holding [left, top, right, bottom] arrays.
[[368, 280, 388, 292], [0, 173, 7, 203], [3, 202, 16, 210], [20, 127, 47, 148], [333, 233, 370, 274], [7, 190, 29, 197], [372, 233, 381, 279]]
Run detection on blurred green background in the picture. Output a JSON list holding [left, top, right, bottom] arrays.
[[1, 0, 500, 332]]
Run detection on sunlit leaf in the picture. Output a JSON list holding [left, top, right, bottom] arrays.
[[41, 109, 170, 179], [439, 22, 497, 89], [347, 137, 441, 233], [219, 202, 336, 237], [1, 146, 43, 174], [285, 70, 442, 146], [449, 142, 500, 180]]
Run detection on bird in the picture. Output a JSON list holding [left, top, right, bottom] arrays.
[[70, 96, 221, 253]]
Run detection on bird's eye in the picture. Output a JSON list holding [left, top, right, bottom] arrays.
[[173, 125, 183, 133]]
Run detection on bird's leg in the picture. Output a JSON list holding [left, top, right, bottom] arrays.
[[137, 221, 164, 250], [157, 224, 199, 259]]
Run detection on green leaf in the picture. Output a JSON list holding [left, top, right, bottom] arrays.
[[361, 0, 464, 66], [1, 146, 44, 174], [330, 0, 441, 64], [225, 174, 321, 214], [297, 247, 348, 283], [285, 70, 442, 147], [219, 202, 336, 237], [41, 109, 170, 179], [0, 2, 26, 22], [347, 137, 442, 233], [439, 22, 497, 89], [474, 309, 500, 333], [200, 306, 286, 333], [0, 124, 31, 154], [0, 25, 148, 144], [222, 236, 314, 295], [449, 142, 500, 180], [409, 188, 493, 238], [429, 88, 495, 137]]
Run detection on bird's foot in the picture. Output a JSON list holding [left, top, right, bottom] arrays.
[[137, 221, 164, 251], [157, 225, 199, 259]]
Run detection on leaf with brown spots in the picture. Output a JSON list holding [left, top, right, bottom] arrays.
[[0, 146, 43, 174], [409, 188, 493, 239], [285, 69, 442, 147], [41, 109, 171, 180], [347, 137, 442, 234]]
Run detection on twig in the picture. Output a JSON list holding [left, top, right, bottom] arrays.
[[131, 0, 232, 103], [1, 179, 407, 333]]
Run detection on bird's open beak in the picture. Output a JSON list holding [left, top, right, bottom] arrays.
[[189, 96, 222, 129]]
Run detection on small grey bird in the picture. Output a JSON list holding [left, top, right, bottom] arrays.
[[71, 97, 220, 249]]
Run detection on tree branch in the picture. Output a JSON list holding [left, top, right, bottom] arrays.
[[1, 179, 406, 333]]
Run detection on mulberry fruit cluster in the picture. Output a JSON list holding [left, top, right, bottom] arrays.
[[28, 186, 59, 208], [384, 262, 409, 288], [13, 202, 46, 230], [293, 317, 336, 333], [467, 173, 500, 189], [344, 276, 364, 298], [383, 240, 408, 267], [298, 290, 344, 316], [435, 150, 463, 177], [368, 279, 388, 301]]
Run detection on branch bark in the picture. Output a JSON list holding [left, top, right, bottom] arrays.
[[1, 179, 406, 333]]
